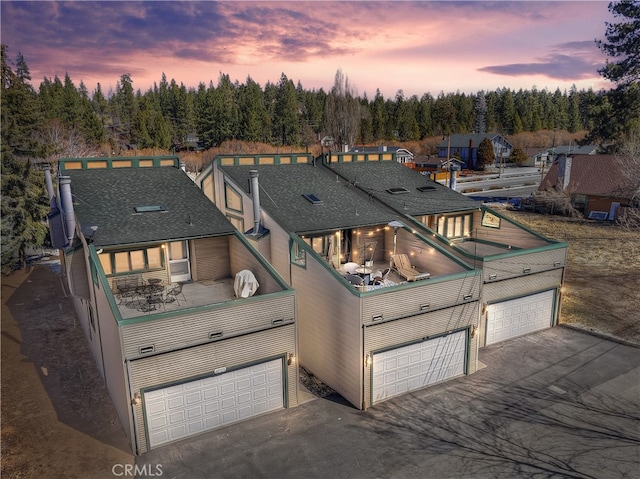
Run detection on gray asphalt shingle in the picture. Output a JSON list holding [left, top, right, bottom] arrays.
[[326, 160, 481, 216], [67, 166, 235, 247], [220, 162, 399, 234]]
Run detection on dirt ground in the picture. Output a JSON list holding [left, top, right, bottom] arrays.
[[499, 207, 640, 346], [1, 212, 638, 478], [1, 264, 133, 479]]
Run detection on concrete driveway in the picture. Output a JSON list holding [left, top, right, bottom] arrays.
[[137, 327, 640, 479]]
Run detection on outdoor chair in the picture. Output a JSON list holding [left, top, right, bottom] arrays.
[[391, 254, 431, 281], [165, 283, 186, 305]]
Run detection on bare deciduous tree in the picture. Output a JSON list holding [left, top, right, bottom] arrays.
[[324, 69, 362, 151]]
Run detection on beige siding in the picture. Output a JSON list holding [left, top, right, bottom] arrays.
[[93, 279, 132, 447], [228, 235, 282, 295], [129, 324, 297, 453], [69, 249, 91, 299], [294, 256, 362, 409], [395, 229, 469, 276], [120, 294, 295, 359], [483, 269, 563, 303], [473, 210, 550, 249], [363, 302, 479, 408], [263, 213, 292, 285], [484, 250, 566, 283], [191, 236, 231, 281], [362, 273, 481, 324]]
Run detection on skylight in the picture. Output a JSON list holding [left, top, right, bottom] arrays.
[[302, 193, 323, 205], [386, 187, 410, 195], [134, 205, 166, 213], [417, 185, 437, 192]]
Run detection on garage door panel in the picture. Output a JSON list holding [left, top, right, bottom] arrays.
[[486, 290, 554, 346], [372, 330, 467, 404], [145, 358, 284, 449]]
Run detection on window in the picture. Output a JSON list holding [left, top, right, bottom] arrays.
[[225, 183, 243, 212], [291, 242, 306, 267], [100, 246, 165, 276], [227, 215, 244, 232], [438, 213, 472, 239]]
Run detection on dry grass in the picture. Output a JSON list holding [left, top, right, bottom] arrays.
[[498, 207, 640, 345]]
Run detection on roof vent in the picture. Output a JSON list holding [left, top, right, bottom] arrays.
[[386, 187, 410, 195], [302, 193, 323, 205], [417, 185, 436, 192]]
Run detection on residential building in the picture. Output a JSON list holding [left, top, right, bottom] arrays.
[[539, 154, 638, 219], [47, 156, 298, 454], [197, 152, 483, 411], [318, 152, 568, 349], [349, 145, 414, 164], [438, 134, 513, 170]]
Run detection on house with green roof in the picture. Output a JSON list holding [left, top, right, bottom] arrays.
[[197, 152, 483, 411], [49, 156, 298, 454]]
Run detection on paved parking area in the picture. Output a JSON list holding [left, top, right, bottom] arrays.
[[137, 327, 640, 479]]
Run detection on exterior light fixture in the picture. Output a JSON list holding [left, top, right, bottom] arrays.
[[287, 353, 296, 366], [365, 353, 372, 368], [131, 392, 142, 406]]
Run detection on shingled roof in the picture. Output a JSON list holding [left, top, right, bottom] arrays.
[[219, 162, 399, 235], [539, 155, 637, 199], [326, 160, 481, 216], [67, 166, 236, 247]]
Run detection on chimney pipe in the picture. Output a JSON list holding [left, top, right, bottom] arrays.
[[180, 162, 186, 172], [44, 165, 56, 209], [59, 176, 76, 244], [249, 170, 261, 235]]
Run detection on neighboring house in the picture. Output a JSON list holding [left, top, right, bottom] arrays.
[[534, 144, 599, 167], [324, 153, 568, 349], [539, 154, 638, 219], [349, 145, 414, 163], [438, 134, 513, 170], [47, 156, 298, 454], [197, 152, 483, 411]]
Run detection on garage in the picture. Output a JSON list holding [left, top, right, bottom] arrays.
[[485, 289, 555, 346], [372, 330, 467, 404], [144, 358, 284, 448]]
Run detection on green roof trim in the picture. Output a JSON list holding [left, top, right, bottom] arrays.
[[59, 155, 180, 170]]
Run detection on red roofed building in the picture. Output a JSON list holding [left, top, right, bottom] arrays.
[[539, 154, 639, 220]]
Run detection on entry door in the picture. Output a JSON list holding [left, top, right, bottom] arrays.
[[169, 241, 191, 283]]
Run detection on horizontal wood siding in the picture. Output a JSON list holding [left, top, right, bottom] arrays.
[[191, 236, 231, 281], [396, 229, 469, 277], [483, 248, 566, 282], [70, 249, 91, 299], [93, 282, 131, 445], [363, 302, 479, 408], [129, 324, 297, 453], [362, 273, 481, 324], [473, 210, 549, 249], [482, 269, 562, 304], [294, 255, 362, 408], [228, 235, 282, 295], [263, 214, 292, 285], [120, 294, 295, 359]]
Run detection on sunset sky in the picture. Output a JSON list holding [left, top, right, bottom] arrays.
[[1, 1, 615, 99]]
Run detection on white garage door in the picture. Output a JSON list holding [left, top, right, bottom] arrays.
[[372, 330, 467, 404], [486, 289, 555, 346], [144, 358, 284, 449]]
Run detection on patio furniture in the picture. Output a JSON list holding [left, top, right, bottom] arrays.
[[165, 283, 186, 305], [234, 270, 259, 298], [115, 275, 141, 306], [392, 254, 431, 281]]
